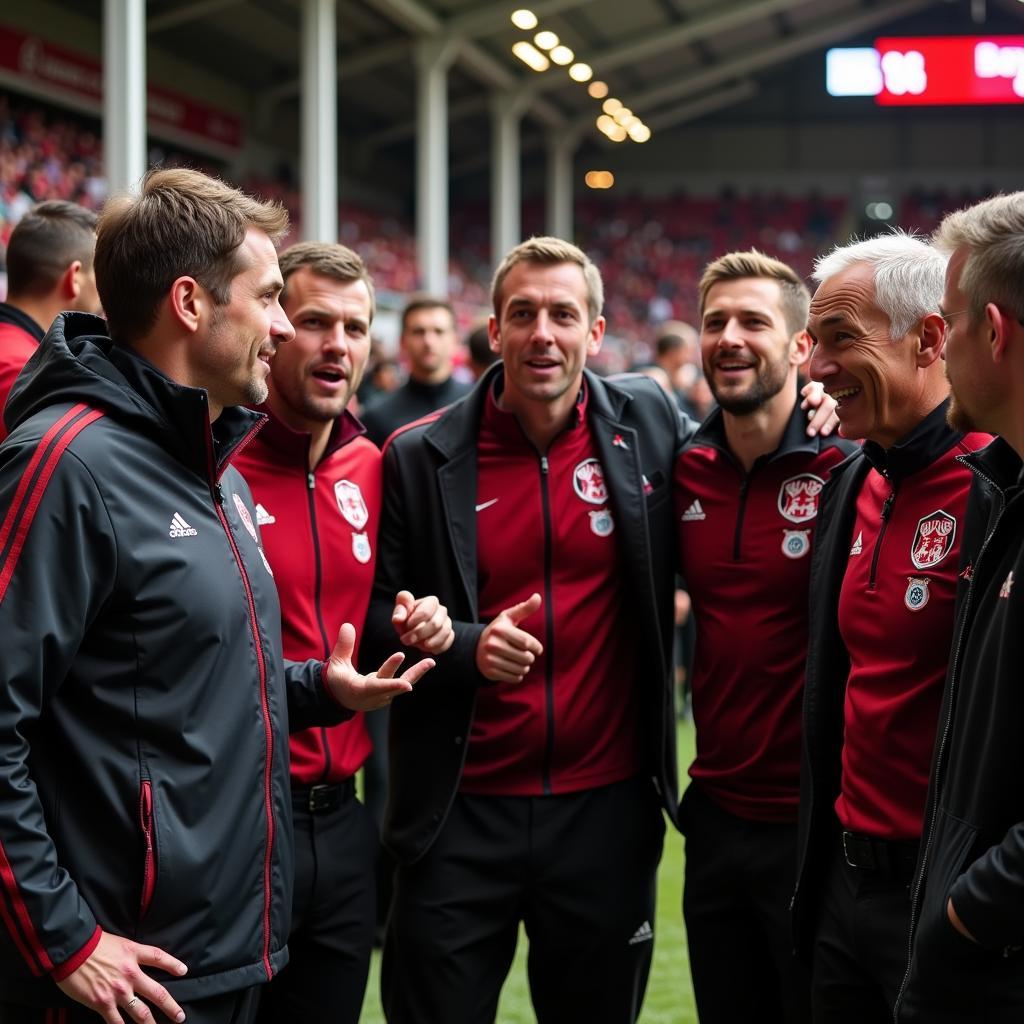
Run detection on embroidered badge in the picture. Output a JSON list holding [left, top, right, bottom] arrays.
[[782, 529, 811, 560], [904, 577, 930, 611], [911, 510, 956, 570], [352, 531, 372, 565], [589, 509, 615, 537], [573, 458, 608, 505], [612, 433, 630, 450], [335, 479, 369, 530], [778, 474, 824, 523], [233, 493, 258, 542], [850, 531, 863, 556]]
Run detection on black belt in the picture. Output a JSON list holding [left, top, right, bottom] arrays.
[[841, 831, 919, 882], [292, 779, 355, 814]]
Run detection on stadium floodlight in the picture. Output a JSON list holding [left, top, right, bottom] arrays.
[[511, 9, 538, 30], [512, 41, 550, 72], [569, 63, 593, 82], [596, 114, 616, 133], [551, 45, 575, 66], [826, 47, 883, 96], [628, 122, 652, 143], [585, 170, 615, 189], [607, 124, 628, 142], [602, 97, 623, 115], [588, 80, 609, 98], [534, 30, 559, 50], [612, 106, 633, 124]]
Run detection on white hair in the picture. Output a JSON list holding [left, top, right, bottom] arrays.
[[813, 232, 948, 340]]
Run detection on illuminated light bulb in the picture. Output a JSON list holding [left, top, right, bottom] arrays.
[[550, 45, 574, 66], [585, 170, 615, 190], [534, 30, 559, 49], [596, 114, 616, 134], [511, 9, 537, 29], [628, 123, 651, 143], [569, 63, 593, 82], [612, 106, 632, 124], [607, 124, 628, 142], [588, 80, 609, 99], [512, 40, 550, 72], [602, 97, 622, 115]]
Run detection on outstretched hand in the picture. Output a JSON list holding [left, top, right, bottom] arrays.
[[325, 622, 435, 711], [475, 593, 544, 684]]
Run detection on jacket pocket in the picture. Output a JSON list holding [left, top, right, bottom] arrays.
[[138, 780, 157, 920]]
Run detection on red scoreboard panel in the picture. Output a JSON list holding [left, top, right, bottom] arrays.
[[874, 35, 1024, 106]]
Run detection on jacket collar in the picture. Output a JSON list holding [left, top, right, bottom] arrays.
[[254, 404, 365, 466], [861, 399, 960, 483], [961, 435, 1024, 494], [691, 390, 821, 464], [0, 301, 44, 343]]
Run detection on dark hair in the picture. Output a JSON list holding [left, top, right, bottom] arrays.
[[401, 295, 454, 333], [279, 241, 376, 321], [467, 323, 498, 368], [94, 167, 289, 343], [6, 200, 98, 297]]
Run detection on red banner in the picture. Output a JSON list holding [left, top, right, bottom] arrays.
[[0, 23, 243, 148]]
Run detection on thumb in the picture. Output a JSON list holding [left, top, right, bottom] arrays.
[[504, 592, 542, 626], [392, 590, 415, 624], [331, 622, 357, 665]]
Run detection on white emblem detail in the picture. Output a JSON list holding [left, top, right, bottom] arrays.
[[255, 503, 276, 526], [681, 499, 706, 522], [905, 577, 930, 611], [335, 479, 369, 530], [352, 531, 372, 564], [1000, 571, 1015, 599], [475, 498, 500, 513], [258, 546, 274, 577], [782, 529, 811, 560], [169, 512, 198, 538], [850, 531, 863, 556], [589, 508, 615, 537], [573, 458, 609, 505], [233, 493, 258, 541], [778, 474, 825, 523], [628, 921, 653, 946], [911, 510, 957, 570]]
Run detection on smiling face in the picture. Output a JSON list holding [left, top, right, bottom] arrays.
[[700, 277, 804, 415], [199, 228, 294, 415], [489, 260, 604, 415], [808, 261, 926, 446], [268, 266, 373, 432]]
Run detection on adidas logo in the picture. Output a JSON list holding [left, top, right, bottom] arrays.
[[850, 531, 863, 556], [628, 921, 653, 946], [255, 503, 276, 526], [169, 512, 198, 538], [681, 499, 706, 522]]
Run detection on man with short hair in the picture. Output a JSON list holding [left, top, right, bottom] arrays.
[[0, 169, 429, 1024], [898, 193, 1024, 1022], [364, 237, 689, 1024], [360, 296, 471, 446], [233, 242, 451, 1024], [794, 233, 990, 1022], [0, 200, 101, 441], [675, 250, 854, 1023]]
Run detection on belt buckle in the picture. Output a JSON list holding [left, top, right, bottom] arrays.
[[842, 831, 875, 870], [308, 784, 334, 813]]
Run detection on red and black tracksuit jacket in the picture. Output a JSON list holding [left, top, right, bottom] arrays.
[[233, 409, 381, 785], [675, 400, 855, 823], [0, 302, 43, 444], [794, 399, 991, 956]]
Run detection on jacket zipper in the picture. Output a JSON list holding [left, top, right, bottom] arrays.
[[868, 486, 897, 589], [732, 473, 753, 561], [307, 470, 333, 783], [138, 779, 156, 919], [539, 455, 556, 796], [894, 465, 1006, 1018], [205, 428, 276, 980]]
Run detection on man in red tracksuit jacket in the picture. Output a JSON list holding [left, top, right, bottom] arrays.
[[793, 233, 991, 1022], [233, 242, 452, 1024], [675, 250, 855, 1024], [0, 201, 101, 442]]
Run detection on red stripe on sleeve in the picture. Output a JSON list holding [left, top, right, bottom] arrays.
[[50, 924, 102, 981]]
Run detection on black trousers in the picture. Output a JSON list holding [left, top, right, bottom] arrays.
[[0, 987, 260, 1024], [680, 784, 810, 1024], [254, 785, 377, 1024], [382, 776, 665, 1024], [811, 834, 914, 1023]]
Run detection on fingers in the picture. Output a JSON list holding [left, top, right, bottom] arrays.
[[486, 656, 533, 684], [502, 592, 541, 627], [399, 656, 435, 687], [391, 590, 415, 626], [330, 622, 357, 666]]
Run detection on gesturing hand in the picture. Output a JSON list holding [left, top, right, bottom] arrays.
[[800, 380, 839, 437], [475, 593, 544, 684], [56, 930, 187, 1023], [325, 622, 435, 711], [392, 590, 455, 654]]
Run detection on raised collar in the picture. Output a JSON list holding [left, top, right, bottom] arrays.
[[861, 399, 960, 483], [254, 404, 366, 466], [0, 302, 44, 343]]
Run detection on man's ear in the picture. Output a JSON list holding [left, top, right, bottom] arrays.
[[916, 312, 946, 368], [487, 314, 502, 355], [59, 261, 82, 301], [789, 329, 812, 366], [987, 303, 1012, 365], [169, 277, 204, 334]]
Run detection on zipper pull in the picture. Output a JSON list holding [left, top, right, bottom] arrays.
[[540, 456, 549, 474], [214, 483, 225, 506], [881, 491, 895, 521], [307, 472, 315, 490]]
